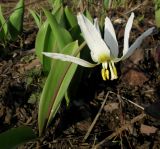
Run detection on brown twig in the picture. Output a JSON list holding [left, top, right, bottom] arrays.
[[93, 113, 146, 149], [83, 91, 110, 142], [110, 91, 144, 110], [124, 0, 148, 15]]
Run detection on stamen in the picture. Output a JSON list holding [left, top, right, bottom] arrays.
[[101, 68, 107, 81], [111, 61, 117, 77], [102, 62, 108, 69], [101, 61, 117, 80], [109, 62, 118, 80], [105, 69, 109, 80], [101, 68, 110, 80]]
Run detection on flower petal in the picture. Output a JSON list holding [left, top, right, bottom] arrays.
[[104, 17, 119, 57], [94, 18, 101, 35], [77, 13, 110, 62], [122, 27, 155, 60], [42, 52, 97, 68], [122, 12, 134, 57]]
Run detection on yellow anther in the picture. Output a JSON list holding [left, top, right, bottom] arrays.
[[101, 68, 110, 80], [101, 61, 118, 80], [101, 68, 106, 81], [105, 69, 109, 80]]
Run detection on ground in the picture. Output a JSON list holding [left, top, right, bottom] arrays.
[[0, 0, 160, 149]]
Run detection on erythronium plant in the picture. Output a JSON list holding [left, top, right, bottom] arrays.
[[43, 12, 154, 80]]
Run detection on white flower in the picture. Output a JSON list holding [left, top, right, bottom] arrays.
[[43, 12, 154, 80]]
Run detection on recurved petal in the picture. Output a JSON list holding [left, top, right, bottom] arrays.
[[112, 57, 122, 63], [77, 13, 110, 62], [104, 17, 119, 57], [42, 52, 97, 68], [122, 12, 134, 57], [122, 27, 155, 60]]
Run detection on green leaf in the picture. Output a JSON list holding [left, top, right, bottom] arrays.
[[103, 0, 111, 9], [84, 10, 93, 22], [43, 9, 72, 49], [155, 9, 160, 27], [64, 6, 77, 28], [155, 0, 160, 27], [70, 25, 81, 40], [7, 0, 24, 41], [52, 0, 63, 12], [0, 6, 7, 42], [53, 6, 66, 27], [38, 41, 79, 135], [29, 9, 41, 28], [35, 21, 48, 63], [35, 21, 57, 72], [0, 126, 37, 149], [64, 91, 70, 107]]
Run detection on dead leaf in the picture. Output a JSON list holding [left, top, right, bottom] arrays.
[[136, 141, 151, 149], [122, 69, 148, 86], [113, 18, 125, 24], [4, 108, 12, 124], [76, 119, 92, 134], [104, 102, 119, 113], [140, 124, 157, 135], [24, 59, 40, 71], [151, 45, 160, 66], [128, 48, 144, 64]]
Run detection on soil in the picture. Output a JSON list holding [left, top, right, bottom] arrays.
[[0, 0, 160, 149]]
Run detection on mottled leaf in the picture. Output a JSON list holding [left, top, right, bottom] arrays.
[[38, 41, 79, 135]]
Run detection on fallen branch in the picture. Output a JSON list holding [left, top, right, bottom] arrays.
[[93, 113, 146, 149], [83, 91, 110, 142]]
